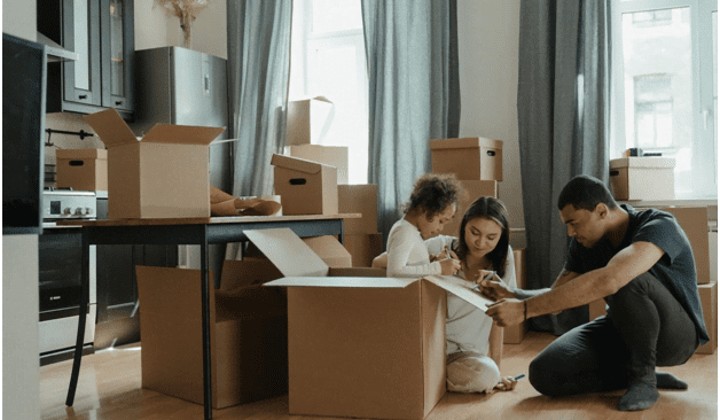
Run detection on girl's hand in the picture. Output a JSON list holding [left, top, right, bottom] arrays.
[[439, 257, 462, 276]]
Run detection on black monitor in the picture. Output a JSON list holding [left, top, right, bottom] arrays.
[[3, 33, 47, 234]]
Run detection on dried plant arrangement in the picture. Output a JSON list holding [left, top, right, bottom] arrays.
[[155, 0, 210, 48]]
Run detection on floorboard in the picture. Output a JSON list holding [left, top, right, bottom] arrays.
[[40, 331, 718, 419]]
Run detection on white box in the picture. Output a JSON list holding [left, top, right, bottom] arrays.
[[609, 157, 675, 201]]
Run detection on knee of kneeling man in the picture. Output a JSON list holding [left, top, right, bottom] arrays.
[[529, 357, 559, 396]]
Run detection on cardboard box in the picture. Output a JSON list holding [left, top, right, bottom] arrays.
[[338, 184, 379, 234], [343, 233, 384, 267], [136, 265, 288, 408], [287, 144, 348, 184], [662, 206, 711, 284], [253, 228, 495, 419], [504, 248, 527, 344], [287, 96, 333, 146], [271, 153, 338, 215], [442, 180, 498, 238], [55, 148, 108, 191], [84, 108, 224, 218], [430, 137, 503, 181], [696, 281, 717, 354], [303, 235, 352, 268], [218, 258, 282, 291], [609, 157, 675, 201]]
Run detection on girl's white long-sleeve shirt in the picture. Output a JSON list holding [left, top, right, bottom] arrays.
[[386, 218, 442, 277]]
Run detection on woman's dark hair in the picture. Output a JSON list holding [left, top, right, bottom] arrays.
[[403, 173, 462, 219], [454, 196, 510, 278], [557, 174, 618, 211]]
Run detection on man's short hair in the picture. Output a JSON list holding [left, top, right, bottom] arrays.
[[557, 174, 619, 211]]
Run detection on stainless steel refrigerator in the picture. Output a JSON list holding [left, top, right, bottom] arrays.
[[133, 46, 231, 193], [132, 46, 232, 273]]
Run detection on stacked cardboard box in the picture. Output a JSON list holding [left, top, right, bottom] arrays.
[[271, 153, 338, 215], [286, 144, 348, 184], [609, 157, 675, 201], [338, 184, 383, 267], [56, 148, 108, 191]]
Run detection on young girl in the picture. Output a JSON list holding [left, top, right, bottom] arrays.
[[385, 173, 463, 277]]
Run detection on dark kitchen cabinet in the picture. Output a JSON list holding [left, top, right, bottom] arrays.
[[38, 0, 135, 119], [94, 244, 177, 349]]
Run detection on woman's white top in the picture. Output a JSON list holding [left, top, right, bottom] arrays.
[[425, 235, 517, 356], [386, 218, 442, 277]]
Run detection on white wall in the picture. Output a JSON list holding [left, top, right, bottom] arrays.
[[134, 0, 227, 58], [457, 0, 524, 235]]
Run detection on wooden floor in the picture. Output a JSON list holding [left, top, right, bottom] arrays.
[[41, 331, 718, 420]]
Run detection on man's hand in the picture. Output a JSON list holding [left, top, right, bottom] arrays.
[[486, 298, 525, 326], [478, 277, 515, 301]]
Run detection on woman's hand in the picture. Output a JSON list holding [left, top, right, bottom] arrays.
[[493, 375, 519, 392]]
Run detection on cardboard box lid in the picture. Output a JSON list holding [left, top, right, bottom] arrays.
[[244, 228, 329, 277], [610, 157, 676, 169], [56, 148, 108, 160], [430, 137, 503, 150], [271, 153, 334, 175], [84, 108, 224, 148]]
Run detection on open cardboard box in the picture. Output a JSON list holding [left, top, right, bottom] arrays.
[[137, 263, 289, 408], [84, 108, 224, 218], [250, 228, 494, 419]]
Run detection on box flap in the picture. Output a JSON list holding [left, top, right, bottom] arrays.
[[303, 236, 352, 268], [423, 275, 494, 312], [244, 228, 329, 277], [265, 276, 415, 288], [84, 108, 139, 148], [271, 153, 328, 175], [610, 157, 676, 169], [430, 137, 503, 150], [56, 148, 107, 160], [142, 124, 225, 145]]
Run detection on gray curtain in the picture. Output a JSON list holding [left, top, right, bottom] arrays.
[[227, 0, 293, 197], [517, 1, 610, 334], [362, 0, 460, 243]]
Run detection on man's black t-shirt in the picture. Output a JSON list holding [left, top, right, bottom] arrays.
[[564, 204, 709, 344]]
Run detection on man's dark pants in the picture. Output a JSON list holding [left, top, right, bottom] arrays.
[[528, 273, 698, 396]]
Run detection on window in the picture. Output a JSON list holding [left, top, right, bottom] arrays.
[[289, 0, 369, 184], [611, 0, 717, 198]]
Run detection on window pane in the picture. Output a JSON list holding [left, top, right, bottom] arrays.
[[311, 0, 362, 33], [621, 8, 693, 156]]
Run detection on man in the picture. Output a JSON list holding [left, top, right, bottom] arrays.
[[484, 174, 708, 411]]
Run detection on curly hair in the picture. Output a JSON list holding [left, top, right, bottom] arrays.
[[403, 173, 463, 219], [454, 196, 510, 278]]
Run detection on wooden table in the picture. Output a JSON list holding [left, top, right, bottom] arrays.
[[59, 214, 358, 420]]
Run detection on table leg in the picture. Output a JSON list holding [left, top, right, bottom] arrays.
[[66, 232, 90, 406], [201, 236, 213, 419]]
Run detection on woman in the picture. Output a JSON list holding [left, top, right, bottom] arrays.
[[374, 196, 518, 393]]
